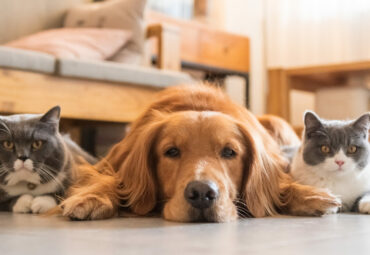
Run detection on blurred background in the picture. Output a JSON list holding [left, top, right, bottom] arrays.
[[0, 0, 369, 155], [148, 0, 370, 126]]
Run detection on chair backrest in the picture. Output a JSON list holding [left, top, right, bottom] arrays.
[[0, 0, 89, 44]]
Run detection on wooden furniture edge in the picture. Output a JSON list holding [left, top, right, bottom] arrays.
[[267, 69, 290, 121], [147, 23, 181, 71], [0, 68, 161, 123], [267, 61, 370, 122], [147, 11, 250, 73], [284, 61, 370, 76]]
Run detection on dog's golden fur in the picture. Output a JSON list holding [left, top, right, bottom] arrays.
[[61, 84, 340, 222], [258, 115, 301, 147]]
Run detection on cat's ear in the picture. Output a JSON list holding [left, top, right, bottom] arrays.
[[40, 106, 61, 128], [304, 111, 323, 137], [352, 113, 370, 134]]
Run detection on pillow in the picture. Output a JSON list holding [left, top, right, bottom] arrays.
[[64, 0, 147, 65], [5, 28, 131, 61]]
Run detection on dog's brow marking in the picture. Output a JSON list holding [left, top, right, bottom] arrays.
[[195, 160, 207, 180], [200, 111, 220, 119]]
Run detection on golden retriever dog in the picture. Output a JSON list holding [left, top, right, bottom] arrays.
[[60, 84, 340, 222], [258, 115, 301, 147]]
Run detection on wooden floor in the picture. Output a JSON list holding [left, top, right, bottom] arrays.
[[0, 212, 369, 254]]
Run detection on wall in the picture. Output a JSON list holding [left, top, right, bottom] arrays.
[[207, 0, 266, 115], [265, 0, 370, 125], [265, 0, 370, 68]]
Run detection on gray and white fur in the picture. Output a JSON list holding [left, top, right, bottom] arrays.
[[291, 111, 370, 213], [0, 106, 96, 214]]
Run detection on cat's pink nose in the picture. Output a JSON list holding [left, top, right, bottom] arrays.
[[335, 160, 345, 166]]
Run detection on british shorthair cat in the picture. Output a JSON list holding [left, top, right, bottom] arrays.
[[0, 106, 96, 214], [291, 111, 370, 213]]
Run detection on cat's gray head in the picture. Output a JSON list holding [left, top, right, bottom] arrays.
[[302, 111, 370, 176], [0, 106, 66, 186]]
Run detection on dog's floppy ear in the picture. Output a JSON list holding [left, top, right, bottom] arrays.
[[237, 120, 288, 217], [258, 115, 301, 147], [104, 110, 166, 215]]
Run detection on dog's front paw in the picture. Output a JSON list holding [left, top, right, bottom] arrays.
[[12, 194, 34, 213], [301, 189, 341, 216], [61, 194, 116, 220], [358, 195, 370, 214], [287, 184, 341, 216], [31, 196, 57, 214]]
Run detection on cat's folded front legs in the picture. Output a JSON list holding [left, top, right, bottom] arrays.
[[12, 194, 57, 214], [12, 194, 33, 213]]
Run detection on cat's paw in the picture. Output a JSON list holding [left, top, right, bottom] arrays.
[[61, 194, 115, 220], [31, 196, 57, 214], [12, 194, 34, 213], [358, 195, 370, 214], [326, 206, 340, 214]]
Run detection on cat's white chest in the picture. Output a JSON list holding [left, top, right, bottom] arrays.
[[316, 173, 369, 210], [291, 153, 370, 211], [0, 171, 66, 197]]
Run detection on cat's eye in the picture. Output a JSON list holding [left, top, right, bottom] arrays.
[[2, 141, 14, 151], [32, 140, 43, 150], [164, 147, 180, 158], [221, 147, 237, 159], [321, 145, 330, 153], [348, 145, 357, 154]]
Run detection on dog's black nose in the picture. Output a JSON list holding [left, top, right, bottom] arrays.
[[184, 180, 219, 209]]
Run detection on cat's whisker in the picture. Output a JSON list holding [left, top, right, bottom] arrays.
[[0, 166, 9, 176], [37, 163, 60, 174], [37, 166, 65, 191], [43, 168, 61, 180], [0, 122, 11, 136], [35, 168, 52, 183], [37, 166, 56, 181], [0, 169, 8, 175], [38, 170, 64, 191], [35, 163, 58, 178]]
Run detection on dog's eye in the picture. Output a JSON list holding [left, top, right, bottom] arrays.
[[221, 147, 237, 159], [164, 147, 180, 158]]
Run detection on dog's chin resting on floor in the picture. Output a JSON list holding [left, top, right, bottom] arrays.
[[60, 84, 341, 222]]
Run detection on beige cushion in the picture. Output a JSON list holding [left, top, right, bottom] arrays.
[[0, 0, 89, 44], [0, 46, 56, 73], [5, 28, 132, 61], [64, 0, 147, 65], [57, 58, 193, 88]]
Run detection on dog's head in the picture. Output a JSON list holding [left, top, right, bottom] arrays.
[[108, 108, 286, 222]]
